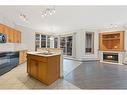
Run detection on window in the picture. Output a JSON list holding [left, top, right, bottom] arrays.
[[60, 37, 66, 55], [47, 35, 50, 48], [35, 34, 40, 51], [60, 36, 73, 56], [66, 36, 72, 56], [41, 35, 46, 48], [35, 33, 52, 51], [54, 37, 58, 48], [85, 32, 94, 54]]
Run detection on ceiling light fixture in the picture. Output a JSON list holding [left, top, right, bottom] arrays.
[[19, 13, 28, 23], [41, 6, 56, 17], [107, 24, 118, 29]]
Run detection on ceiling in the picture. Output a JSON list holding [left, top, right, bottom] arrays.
[[0, 6, 127, 32]]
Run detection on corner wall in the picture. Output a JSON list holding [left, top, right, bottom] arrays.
[[15, 25, 36, 51]]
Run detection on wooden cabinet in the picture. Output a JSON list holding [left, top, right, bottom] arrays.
[[38, 61, 47, 82], [27, 54, 60, 85], [17, 31, 21, 43], [0, 24, 4, 33], [30, 60, 38, 78], [99, 31, 124, 51], [13, 30, 21, 43], [19, 50, 27, 64], [0, 24, 21, 43], [8, 28, 14, 43], [13, 29, 17, 43]]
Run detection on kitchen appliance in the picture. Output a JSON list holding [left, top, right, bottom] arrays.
[[0, 52, 19, 75], [0, 33, 6, 43]]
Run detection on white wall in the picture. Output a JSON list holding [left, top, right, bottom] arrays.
[[15, 25, 55, 51], [75, 29, 99, 60], [8, 23, 127, 62], [15, 25, 36, 51], [15, 25, 100, 60], [15, 24, 127, 61], [16, 24, 127, 61], [0, 17, 15, 28]]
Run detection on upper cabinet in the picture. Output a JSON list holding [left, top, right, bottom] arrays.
[[13, 29, 18, 43], [0, 24, 4, 33], [99, 31, 124, 51], [7, 28, 14, 43], [0, 24, 21, 43]]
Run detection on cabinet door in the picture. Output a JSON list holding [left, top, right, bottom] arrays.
[[9, 28, 14, 43], [13, 30, 17, 43], [19, 50, 27, 64], [24, 50, 27, 61], [38, 61, 47, 82], [1, 25, 14, 43], [30, 59, 38, 78], [4, 27, 9, 42], [0, 24, 4, 33], [17, 31, 21, 43]]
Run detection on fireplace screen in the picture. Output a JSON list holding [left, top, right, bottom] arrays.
[[103, 53, 118, 63]]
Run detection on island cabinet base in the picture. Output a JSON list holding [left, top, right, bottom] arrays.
[[27, 54, 60, 85]]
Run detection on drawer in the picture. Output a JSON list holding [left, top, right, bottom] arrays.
[[27, 54, 48, 62]]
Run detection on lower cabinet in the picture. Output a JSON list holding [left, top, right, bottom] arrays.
[[19, 50, 27, 64], [30, 59, 38, 78], [27, 54, 60, 85], [38, 61, 47, 83]]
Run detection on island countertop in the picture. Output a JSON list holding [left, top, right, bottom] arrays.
[[27, 51, 61, 85], [27, 51, 61, 57]]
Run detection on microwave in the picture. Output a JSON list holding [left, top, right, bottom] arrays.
[[0, 33, 6, 43]]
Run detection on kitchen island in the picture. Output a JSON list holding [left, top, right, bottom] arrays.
[[27, 52, 61, 85]]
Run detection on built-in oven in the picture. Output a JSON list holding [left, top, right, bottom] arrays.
[[0, 52, 19, 75]]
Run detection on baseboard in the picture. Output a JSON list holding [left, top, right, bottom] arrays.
[[64, 57, 99, 62]]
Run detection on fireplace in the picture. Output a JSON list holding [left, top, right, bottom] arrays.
[[103, 52, 118, 63]]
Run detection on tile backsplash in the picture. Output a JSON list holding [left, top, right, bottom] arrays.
[[0, 43, 28, 52]]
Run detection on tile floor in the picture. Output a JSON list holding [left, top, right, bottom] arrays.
[[0, 59, 81, 89]]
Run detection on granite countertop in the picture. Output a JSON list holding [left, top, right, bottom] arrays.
[[27, 51, 61, 57], [0, 49, 28, 53]]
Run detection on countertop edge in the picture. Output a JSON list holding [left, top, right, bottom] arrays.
[[27, 52, 61, 57]]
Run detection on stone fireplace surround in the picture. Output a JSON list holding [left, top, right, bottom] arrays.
[[103, 52, 118, 63], [99, 51, 125, 64]]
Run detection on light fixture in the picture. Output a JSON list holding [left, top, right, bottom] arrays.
[[49, 36, 54, 40], [19, 13, 28, 23], [41, 6, 56, 17], [107, 24, 118, 29]]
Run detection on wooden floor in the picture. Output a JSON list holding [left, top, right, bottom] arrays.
[[65, 61, 127, 89]]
